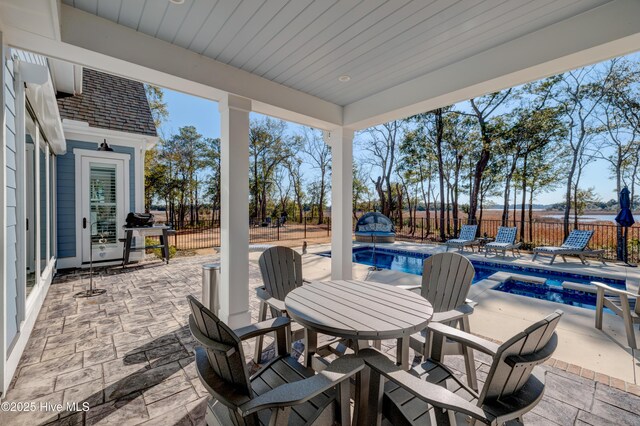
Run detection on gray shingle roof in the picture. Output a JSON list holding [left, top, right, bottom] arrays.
[[57, 68, 157, 137]]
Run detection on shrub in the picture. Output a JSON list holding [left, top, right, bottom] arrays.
[[145, 237, 177, 260]]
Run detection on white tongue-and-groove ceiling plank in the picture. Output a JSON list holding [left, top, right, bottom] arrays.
[[343, 0, 640, 129], [3, 3, 343, 130], [3, 0, 640, 132], [61, 0, 613, 106]]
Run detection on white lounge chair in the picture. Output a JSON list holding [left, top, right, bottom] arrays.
[[485, 226, 521, 257], [445, 224, 478, 252], [594, 281, 639, 349], [532, 229, 604, 265]]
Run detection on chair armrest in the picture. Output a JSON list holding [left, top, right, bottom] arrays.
[[256, 287, 287, 312], [593, 282, 638, 298], [358, 349, 491, 424], [234, 317, 291, 341], [428, 323, 499, 356], [431, 304, 474, 324], [396, 284, 422, 292], [239, 355, 365, 416]]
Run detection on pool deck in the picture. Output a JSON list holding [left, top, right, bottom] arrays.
[[303, 241, 640, 385], [0, 248, 638, 425]]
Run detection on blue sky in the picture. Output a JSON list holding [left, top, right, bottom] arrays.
[[158, 89, 619, 206]]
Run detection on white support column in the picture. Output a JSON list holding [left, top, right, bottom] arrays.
[[219, 94, 252, 328], [326, 127, 354, 280]]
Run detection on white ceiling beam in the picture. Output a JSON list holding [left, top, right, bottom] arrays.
[[343, 0, 640, 130], [5, 4, 343, 130]]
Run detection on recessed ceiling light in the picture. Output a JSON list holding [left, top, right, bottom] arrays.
[[170, 0, 185, 4], [338, 75, 351, 82]]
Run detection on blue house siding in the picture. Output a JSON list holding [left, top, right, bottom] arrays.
[[4, 55, 19, 349], [56, 140, 135, 259]]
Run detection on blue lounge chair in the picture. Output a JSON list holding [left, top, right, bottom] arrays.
[[485, 226, 521, 257], [532, 229, 604, 265], [445, 224, 478, 252]]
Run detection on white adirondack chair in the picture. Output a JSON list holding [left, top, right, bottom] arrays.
[[358, 310, 563, 425], [255, 246, 308, 364], [187, 295, 363, 425], [402, 252, 479, 391], [594, 281, 640, 349]]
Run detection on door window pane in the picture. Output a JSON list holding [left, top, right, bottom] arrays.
[[90, 164, 118, 246], [25, 113, 37, 296], [50, 152, 55, 260]]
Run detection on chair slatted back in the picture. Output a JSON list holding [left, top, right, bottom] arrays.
[[562, 230, 594, 250], [259, 246, 303, 301], [421, 252, 475, 313], [458, 225, 478, 241], [480, 310, 563, 404], [187, 296, 256, 425], [495, 227, 517, 244]]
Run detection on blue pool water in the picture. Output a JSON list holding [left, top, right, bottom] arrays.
[[320, 247, 626, 310]]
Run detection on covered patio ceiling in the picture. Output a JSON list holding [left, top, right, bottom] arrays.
[[2, 0, 640, 328], [1, 0, 639, 130]]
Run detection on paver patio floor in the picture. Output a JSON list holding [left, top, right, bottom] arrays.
[[1, 254, 639, 425]]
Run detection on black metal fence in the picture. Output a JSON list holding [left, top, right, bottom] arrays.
[[163, 217, 331, 251], [155, 212, 639, 263], [392, 217, 640, 263]]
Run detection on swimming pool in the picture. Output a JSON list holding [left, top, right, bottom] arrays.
[[319, 246, 626, 309]]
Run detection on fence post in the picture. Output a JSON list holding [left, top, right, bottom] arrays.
[[327, 218, 330, 237], [304, 217, 307, 239], [277, 220, 280, 240], [421, 217, 424, 242]]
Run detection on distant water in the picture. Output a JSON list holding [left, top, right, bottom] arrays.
[[544, 214, 620, 223]]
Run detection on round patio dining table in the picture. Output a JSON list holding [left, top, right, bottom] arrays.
[[284, 279, 433, 370]]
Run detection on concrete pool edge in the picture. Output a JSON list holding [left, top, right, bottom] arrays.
[[304, 241, 638, 382]]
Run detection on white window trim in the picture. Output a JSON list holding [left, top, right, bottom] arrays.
[[3, 51, 58, 396]]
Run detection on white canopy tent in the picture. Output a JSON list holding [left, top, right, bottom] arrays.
[[1, 0, 640, 328]]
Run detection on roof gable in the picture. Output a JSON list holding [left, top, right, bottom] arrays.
[[57, 68, 157, 137]]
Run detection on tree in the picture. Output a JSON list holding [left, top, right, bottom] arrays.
[[405, 111, 447, 239], [143, 85, 168, 213], [358, 121, 402, 217], [286, 153, 305, 222], [144, 85, 168, 128], [249, 117, 292, 220], [598, 58, 640, 259], [459, 90, 512, 226], [165, 126, 208, 226], [203, 137, 221, 224], [302, 129, 331, 224], [550, 65, 614, 236], [352, 162, 371, 220]]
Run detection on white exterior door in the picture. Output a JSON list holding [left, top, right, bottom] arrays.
[[80, 156, 127, 264]]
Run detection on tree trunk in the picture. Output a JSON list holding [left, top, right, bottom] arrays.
[[528, 190, 534, 243], [512, 189, 517, 228], [519, 154, 528, 242], [502, 160, 517, 226], [435, 109, 446, 241]]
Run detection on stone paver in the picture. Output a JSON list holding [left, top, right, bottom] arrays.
[[0, 253, 638, 425]]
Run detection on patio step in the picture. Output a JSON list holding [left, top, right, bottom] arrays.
[[562, 281, 597, 294]]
